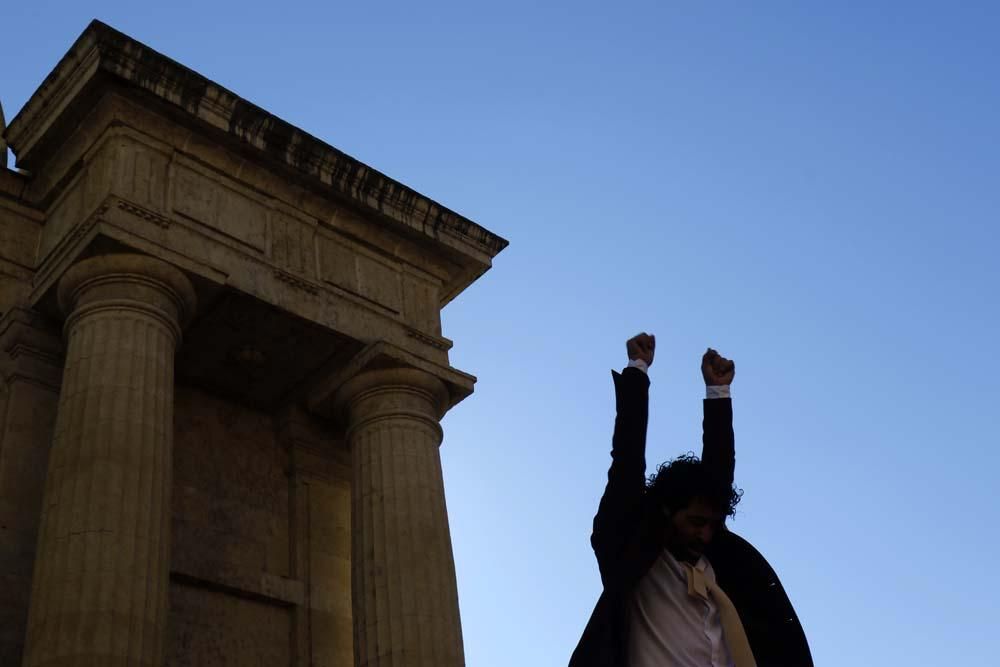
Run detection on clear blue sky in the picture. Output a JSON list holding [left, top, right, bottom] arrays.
[[5, 2, 999, 665]]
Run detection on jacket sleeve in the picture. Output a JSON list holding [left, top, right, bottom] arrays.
[[591, 367, 650, 582], [701, 397, 735, 488]]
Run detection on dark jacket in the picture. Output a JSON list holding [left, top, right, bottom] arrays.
[[569, 368, 813, 667]]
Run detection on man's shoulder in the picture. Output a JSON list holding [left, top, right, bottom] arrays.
[[705, 529, 776, 588]]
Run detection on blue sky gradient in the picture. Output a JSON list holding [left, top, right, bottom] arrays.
[[5, 2, 999, 665]]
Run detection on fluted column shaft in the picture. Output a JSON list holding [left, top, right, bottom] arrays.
[[336, 368, 465, 667], [23, 254, 195, 667]]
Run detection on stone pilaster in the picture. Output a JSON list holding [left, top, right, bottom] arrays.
[[22, 254, 195, 667], [335, 367, 465, 667], [0, 309, 63, 667]]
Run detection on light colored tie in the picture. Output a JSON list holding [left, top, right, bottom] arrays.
[[682, 562, 757, 667]]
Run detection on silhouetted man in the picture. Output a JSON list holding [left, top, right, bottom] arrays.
[[570, 333, 812, 666]]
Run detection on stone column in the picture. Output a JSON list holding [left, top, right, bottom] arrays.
[[22, 254, 195, 667], [335, 368, 465, 667]]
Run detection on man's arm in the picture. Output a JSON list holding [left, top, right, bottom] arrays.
[[591, 333, 654, 582], [701, 348, 736, 488]]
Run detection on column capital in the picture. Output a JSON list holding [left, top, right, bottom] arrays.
[[309, 340, 475, 420], [57, 253, 197, 335], [333, 366, 449, 440], [335, 366, 449, 412]]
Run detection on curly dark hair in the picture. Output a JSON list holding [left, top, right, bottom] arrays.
[[645, 453, 743, 518]]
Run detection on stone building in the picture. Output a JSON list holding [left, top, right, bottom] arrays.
[[0, 20, 506, 667]]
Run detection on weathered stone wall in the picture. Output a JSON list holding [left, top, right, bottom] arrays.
[[172, 386, 291, 599], [168, 385, 353, 666], [168, 584, 292, 666]]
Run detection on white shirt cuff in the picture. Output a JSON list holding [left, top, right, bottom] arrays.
[[706, 385, 730, 399], [626, 359, 649, 374]]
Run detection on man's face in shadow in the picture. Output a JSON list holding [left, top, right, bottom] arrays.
[[664, 497, 723, 564]]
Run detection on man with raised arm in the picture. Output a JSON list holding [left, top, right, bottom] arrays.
[[570, 333, 812, 667]]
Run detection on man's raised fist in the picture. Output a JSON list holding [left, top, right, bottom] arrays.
[[701, 348, 735, 385], [626, 333, 656, 367]]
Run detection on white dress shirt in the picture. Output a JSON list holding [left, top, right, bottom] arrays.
[[628, 549, 734, 667], [624, 358, 733, 667]]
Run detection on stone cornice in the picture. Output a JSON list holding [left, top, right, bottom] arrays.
[[6, 20, 508, 277]]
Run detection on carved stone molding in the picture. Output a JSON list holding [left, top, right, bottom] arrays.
[[274, 267, 320, 295], [116, 198, 171, 228]]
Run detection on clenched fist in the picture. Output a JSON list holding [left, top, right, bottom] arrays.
[[626, 333, 656, 367], [701, 348, 735, 385]]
